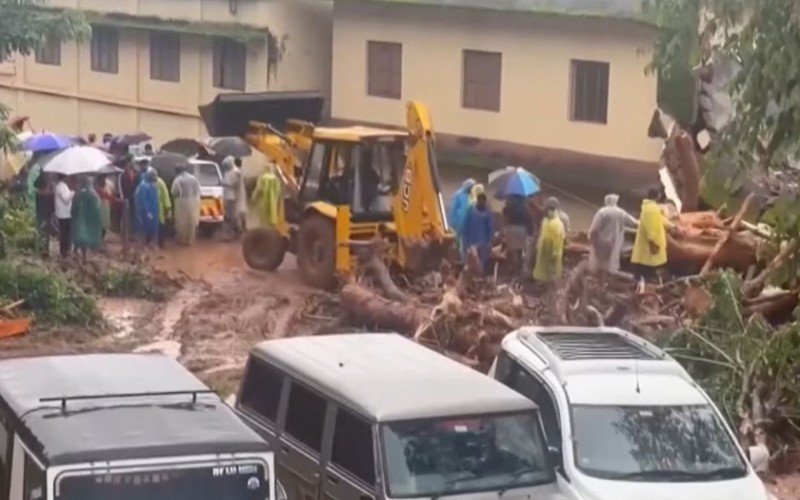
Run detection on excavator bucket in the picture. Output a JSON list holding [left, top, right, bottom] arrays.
[[199, 91, 325, 137]]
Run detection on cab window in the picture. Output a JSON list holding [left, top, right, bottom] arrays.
[[284, 382, 326, 453], [0, 410, 10, 500], [23, 454, 44, 500], [331, 408, 375, 486], [240, 358, 284, 425]]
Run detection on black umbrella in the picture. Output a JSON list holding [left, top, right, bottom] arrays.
[[205, 136, 252, 158], [150, 152, 191, 185], [113, 131, 153, 146], [161, 138, 213, 158]]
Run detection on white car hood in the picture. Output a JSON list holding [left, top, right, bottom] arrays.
[[578, 474, 770, 500]]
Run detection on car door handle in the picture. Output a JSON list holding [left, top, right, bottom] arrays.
[[326, 475, 339, 484], [280, 444, 290, 454]]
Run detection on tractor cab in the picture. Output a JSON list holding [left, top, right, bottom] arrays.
[[296, 126, 407, 224]]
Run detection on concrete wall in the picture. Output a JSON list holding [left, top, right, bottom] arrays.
[[331, 2, 661, 164], [0, 0, 333, 144]]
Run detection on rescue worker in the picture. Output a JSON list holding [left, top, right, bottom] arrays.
[[148, 167, 172, 248], [447, 178, 476, 256], [119, 158, 138, 236], [234, 157, 247, 231], [251, 164, 283, 228], [222, 156, 244, 238], [171, 166, 201, 245], [631, 189, 670, 281], [461, 192, 494, 273], [34, 173, 54, 257], [502, 194, 533, 278], [533, 197, 566, 282], [94, 175, 116, 240], [588, 194, 639, 274], [135, 171, 159, 248], [70, 176, 102, 263]]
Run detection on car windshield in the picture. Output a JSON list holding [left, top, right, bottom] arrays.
[[381, 411, 553, 498], [572, 405, 747, 481], [193, 163, 222, 187]]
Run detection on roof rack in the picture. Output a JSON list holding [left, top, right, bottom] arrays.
[[536, 331, 658, 361], [40, 390, 216, 411]]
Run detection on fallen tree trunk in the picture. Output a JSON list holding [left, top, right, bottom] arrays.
[[742, 240, 799, 298], [340, 283, 428, 336], [701, 194, 756, 275]]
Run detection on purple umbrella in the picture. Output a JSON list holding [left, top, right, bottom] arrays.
[[22, 133, 73, 153]]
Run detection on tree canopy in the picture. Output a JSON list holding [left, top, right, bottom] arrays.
[[0, 0, 89, 149]]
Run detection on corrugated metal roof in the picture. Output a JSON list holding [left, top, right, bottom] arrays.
[[348, 0, 653, 23]]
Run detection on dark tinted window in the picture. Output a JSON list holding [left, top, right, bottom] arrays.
[[0, 410, 9, 500], [331, 409, 375, 485], [91, 26, 119, 74], [23, 454, 45, 500], [284, 383, 326, 453], [240, 358, 283, 423], [505, 363, 562, 450]]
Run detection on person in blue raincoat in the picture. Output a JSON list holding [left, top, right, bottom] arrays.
[[461, 192, 494, 273], [135, 170, 160, 247], [447, 178, 476, 255]]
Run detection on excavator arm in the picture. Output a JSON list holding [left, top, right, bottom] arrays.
[[391, 101, 453, 269], [243, 120, 313, 195]]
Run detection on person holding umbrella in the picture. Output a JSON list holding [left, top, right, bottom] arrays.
[[71, 176, 103, 263], [135, 170, 160, 248], [502, 194, 533, 278], [54, 174, 74, 258]]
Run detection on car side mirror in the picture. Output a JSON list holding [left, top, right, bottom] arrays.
[[747, 445, 769, 473], [548, 446, 563, 471]]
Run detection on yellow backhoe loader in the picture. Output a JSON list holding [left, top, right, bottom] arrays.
[[200, 91, 453, 289]]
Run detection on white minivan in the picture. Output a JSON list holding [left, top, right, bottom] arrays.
[[490, 326, 775, 500]]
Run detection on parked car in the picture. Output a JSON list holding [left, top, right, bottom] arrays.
[[190, 159, 226, 236], [490, 326, 775, 500], [0, 353, 276, 500], [236, 333, 567, 500]]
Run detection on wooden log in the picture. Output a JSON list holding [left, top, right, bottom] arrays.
[[675, 132, 702, 211], [701, 193, 756, 276], [339, 283, 428, 336], [742, 240, 799, 298]]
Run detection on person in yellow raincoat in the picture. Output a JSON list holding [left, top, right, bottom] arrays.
[[250, 164, 283, 228], [149, 167, 172, 248], [533, 197, 566, 282], [631, 189, 671, 281]]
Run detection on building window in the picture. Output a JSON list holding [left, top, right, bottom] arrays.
[[213, 38, 246, 91], [150, 32, 180, 82], [91, 26, 119, 74], [462, 50, 502, 112], [366, 41, 401, 99], [571, 60, 610, 124], [284, 382, 326, 453], [35, 39, 61, 66]]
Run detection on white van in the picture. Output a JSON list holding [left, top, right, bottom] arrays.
[[236, 333, 567, 500], [491, 326, 775, 500], [0, 354, 275, 500], [189, 159, 225, 234]]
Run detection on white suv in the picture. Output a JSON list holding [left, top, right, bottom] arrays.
[[490, 326, 774, 500]]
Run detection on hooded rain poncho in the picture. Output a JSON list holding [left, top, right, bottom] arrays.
[[588, 194, 639, 273], [533, 213, 565, 282], [447, 179, 476, 233], [251, 166, 283, 228], [71, 177, 103, 250], [154, 173, 172, 224], [631, 199, 668, 267], [172, 171, 201, 244], [135, 173, 160, 239]]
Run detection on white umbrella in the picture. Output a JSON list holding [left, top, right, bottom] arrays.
[[42, 146, 111, 176]]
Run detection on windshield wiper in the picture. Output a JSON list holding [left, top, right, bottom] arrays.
[[497, 466, 540, 497], [608, 467, 746, 482], [430, 474, 477, 500]]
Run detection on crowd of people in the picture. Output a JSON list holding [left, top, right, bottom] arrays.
[[447, 180, 677, 285]]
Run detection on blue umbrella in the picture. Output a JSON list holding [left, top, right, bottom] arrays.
[[22, 133, 73, 153], [488, 166, 540, 198]]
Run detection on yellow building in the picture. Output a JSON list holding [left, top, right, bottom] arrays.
[[0, 0, 332, 144], [332, 0, 663, 191]]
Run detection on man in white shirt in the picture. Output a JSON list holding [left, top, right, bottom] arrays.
[[54, 174, 74, 258]]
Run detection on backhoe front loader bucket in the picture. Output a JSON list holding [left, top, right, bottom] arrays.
[[199, 91, 325, 137]]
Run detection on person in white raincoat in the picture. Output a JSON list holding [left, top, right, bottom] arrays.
[[171, 166, 202, 245], [588, 194, 639, 274]]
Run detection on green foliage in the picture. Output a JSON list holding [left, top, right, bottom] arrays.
[[95, 266, 163, 300], [0, 196, 37, 256], [0, 260, 101, 325], [662, 272, 800, 449]]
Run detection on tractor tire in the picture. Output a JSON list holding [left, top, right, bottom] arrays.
[[297, 215, 337, 290], [242, 228, 288, 271]]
